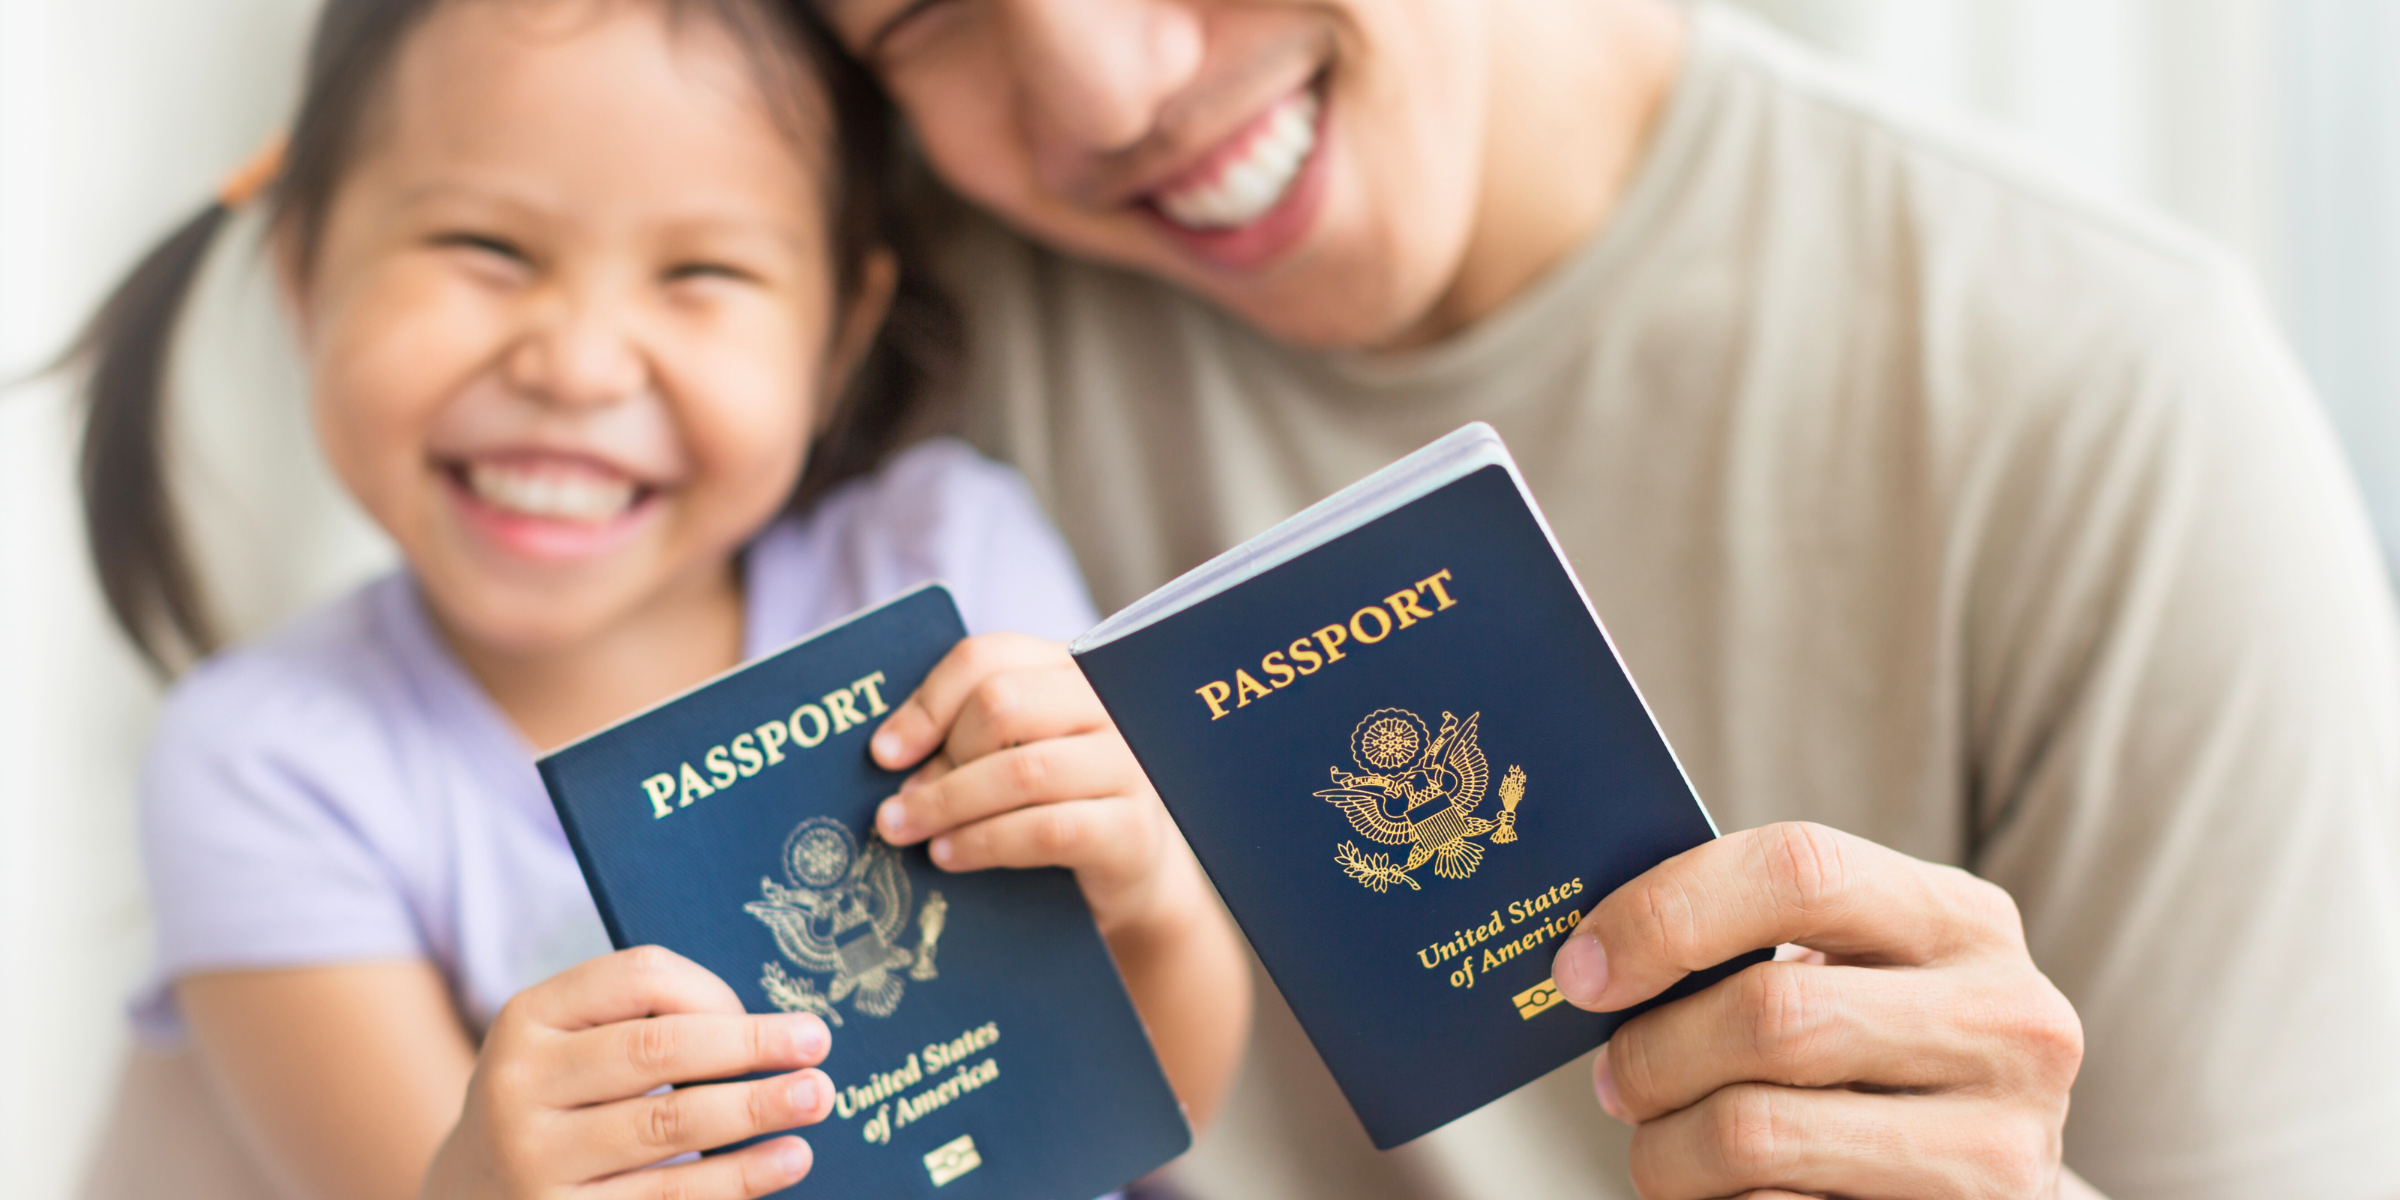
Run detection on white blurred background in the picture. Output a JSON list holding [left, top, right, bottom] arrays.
[[5, 1, 2398, 1195]]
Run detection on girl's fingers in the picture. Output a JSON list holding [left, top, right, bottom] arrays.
[[1627, 1084, 2055, 1200], [558, 1069, 833, 1181], [877, 732, 1136, 844], [537, 1011, 830, 1108], [869, 634, 1067, 770], [511, 946, 747, 1031], [902, 749, 957, 794], [584, 1134, 814, 1200], [927, 796, 1160, 879], [938, 661, 1112, 765]]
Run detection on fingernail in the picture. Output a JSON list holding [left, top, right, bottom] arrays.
[[1554, 933, 1609, 1008], [788, 1071, 829, 1117], [774, 1136, 813, 1177], [871, 727, 902, 765], [877, 798, 907, 840], [785, 1014, 828, 1057], [929, 835, 953, 868], [1593, 1046, 1629, 1123]]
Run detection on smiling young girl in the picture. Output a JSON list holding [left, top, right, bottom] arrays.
[[69, 1, 1247, 1196]]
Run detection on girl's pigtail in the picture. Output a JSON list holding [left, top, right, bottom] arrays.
[[64, 140, 281, 675], [68, 202, 230, 674]]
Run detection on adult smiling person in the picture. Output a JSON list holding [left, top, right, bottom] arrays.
[[809, 1, 2400, 1198]]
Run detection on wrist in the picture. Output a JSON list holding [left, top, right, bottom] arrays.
[[1095, 847, 1213, 956]]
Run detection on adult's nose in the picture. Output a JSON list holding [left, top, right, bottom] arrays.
[[997, 0, 1205, 158], [502, 286, 650, 410]]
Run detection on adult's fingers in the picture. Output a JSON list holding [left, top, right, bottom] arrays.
[[1598, 960, 2003, 1122], [868, 634, 1068, 771], [584, 1134, 813, 1200], [1599, 957, 2085, 1124], [535, 1011, 830, 1108], [925, 796, 1160, 879], [878, 732, 1138, 845], [1554, 823, 2020, 1013], [510, 946, 746, 1032], [1626, 1083, 2056, 1200], [555, 1069, 833, 1181]]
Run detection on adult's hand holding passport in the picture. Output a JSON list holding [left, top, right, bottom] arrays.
[[1558, 823, 2087, 1200], [1075, 422, 2087, 1197]]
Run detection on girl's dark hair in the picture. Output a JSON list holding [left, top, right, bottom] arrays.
[[62, 0, 955, 675]]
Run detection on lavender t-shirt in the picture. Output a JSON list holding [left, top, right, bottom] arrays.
[[133, 440, 1098, 1042]]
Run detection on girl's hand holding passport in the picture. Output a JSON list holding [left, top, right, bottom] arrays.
[[867, 633, 1252, 1121], [505, 602, 1235, 1199]]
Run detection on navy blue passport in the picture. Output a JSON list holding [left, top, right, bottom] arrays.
[[538, 584, 1188, 1197], [1072, 424, 1771, 1149]]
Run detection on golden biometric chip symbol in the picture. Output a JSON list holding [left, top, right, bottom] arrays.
[[924, 1134, 983, 1185], [1512, 976, 1565, 1019]]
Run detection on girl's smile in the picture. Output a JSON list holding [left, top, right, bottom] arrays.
[[444, 452, 661, 562]]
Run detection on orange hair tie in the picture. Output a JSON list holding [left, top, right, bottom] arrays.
[[216, 133, 288, 208]]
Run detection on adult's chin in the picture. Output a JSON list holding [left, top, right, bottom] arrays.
[[1187, 246, 1460, 351], [1152, 185, 1471, 350]]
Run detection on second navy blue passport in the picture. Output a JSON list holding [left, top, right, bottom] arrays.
[[539, 584, 1187, 1198], [1073, 428, 1771, 1148]]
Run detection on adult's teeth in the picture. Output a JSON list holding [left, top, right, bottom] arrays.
[[466, 462, 637, 522], [1156, 89, 1319, 231]]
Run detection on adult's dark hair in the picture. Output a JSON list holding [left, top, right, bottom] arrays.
[[60, 0, 956, 675]]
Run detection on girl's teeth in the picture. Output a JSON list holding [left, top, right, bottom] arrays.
[[1156, 89, 1319, 232], [466, 462, 636, 523]]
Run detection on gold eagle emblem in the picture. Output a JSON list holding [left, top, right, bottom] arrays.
[[1320, 708, 1527, 892], [746, 817, 948, 1025]]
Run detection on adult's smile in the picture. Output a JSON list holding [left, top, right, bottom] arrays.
[[1137, 79, 1330, 272]]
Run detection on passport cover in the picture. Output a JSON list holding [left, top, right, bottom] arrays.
[[539, 584, 1188, 1197], [1074, 456, 1771, 1148]]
